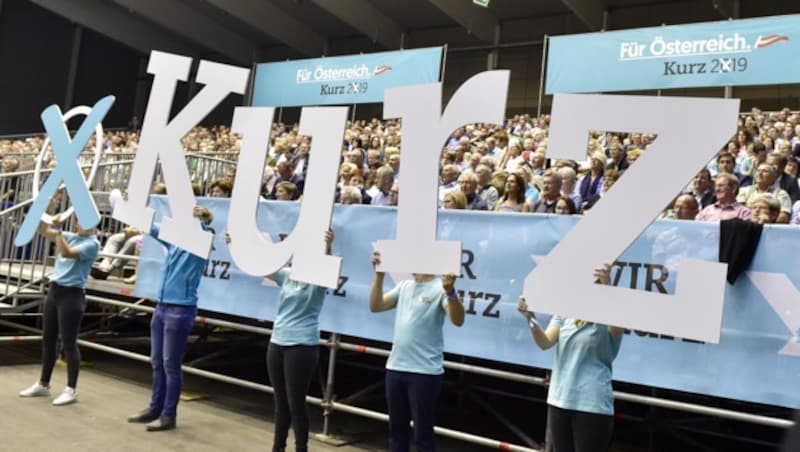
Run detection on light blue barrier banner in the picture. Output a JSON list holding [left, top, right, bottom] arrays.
[[252, 47, 443, 107], [136, 198, 800, 408], [546, 14, 800, 94]]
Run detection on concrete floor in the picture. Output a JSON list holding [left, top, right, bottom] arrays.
[[1, 363, 379, 452], [0, 339, 501, 452]]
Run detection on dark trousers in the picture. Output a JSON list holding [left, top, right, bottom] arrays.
[[548, 405, 614, 452], [40, 283, 86, 388], [149, 303, 196, 418], [267, 342, 319, 452], [781, 410, 800, 452], [385, 369, 443, 452]]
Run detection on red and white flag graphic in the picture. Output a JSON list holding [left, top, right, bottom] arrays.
[[373, 65, 392, 76], [755, 34, 789, 48]]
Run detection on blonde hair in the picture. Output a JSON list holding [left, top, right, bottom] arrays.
[[444, 191, 467, 209]]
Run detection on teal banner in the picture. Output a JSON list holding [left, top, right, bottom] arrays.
[[546, 14, 800, 93], [252, 47, 443, 107], [136, 198, 800, 408]]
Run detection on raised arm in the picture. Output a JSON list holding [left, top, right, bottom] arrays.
[[517, 296, 560, 350], [441, 273, 465, 327], [594, 263, 624, 338], [42, 215, 80, 259], [323, 228, 333, 256], [37, 221, 58, 242], [369, 251, 396, 312]]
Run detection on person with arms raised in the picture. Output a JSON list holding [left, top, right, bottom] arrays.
[[369, 251, 465, 452]]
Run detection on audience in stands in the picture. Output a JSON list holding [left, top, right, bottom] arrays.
[[3, 106, 800, 285]]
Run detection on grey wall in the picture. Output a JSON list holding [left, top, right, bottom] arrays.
[[3, 0, 800, 135], [0, 0, 73, 134]]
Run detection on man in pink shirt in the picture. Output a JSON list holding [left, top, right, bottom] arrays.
[[696, 173, 751, 221]]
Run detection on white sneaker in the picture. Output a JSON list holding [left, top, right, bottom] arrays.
[[19, 382, 50, 397], [52, 387, 78, 406]]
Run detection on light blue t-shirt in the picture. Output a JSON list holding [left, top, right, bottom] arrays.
[[270, 268, 327, 346], [51, 232, 100, 288], [546, 316, 623, 415], [385, 278, 448, 375]]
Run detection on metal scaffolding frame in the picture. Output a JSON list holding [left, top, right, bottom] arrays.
[[1, 292, 794, 451]]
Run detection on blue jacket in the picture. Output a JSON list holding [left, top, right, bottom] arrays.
[[151, 222, 210, 306]]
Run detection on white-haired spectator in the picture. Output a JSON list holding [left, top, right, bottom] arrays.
[[557, 166, 582, 209], [370, 165, 395, 206], [438, 164, 460, 204], [578, 151, 606, 204], [348, 147, 368, 173], [457, 171, 487, 211], [737, 163, 791, 223], [528, 150, 548, 177], [750, 193, 781, 224], [499, 141, 523, 173], [339, 186, 363, 205], [479, 156, 495, 171], [531, 170, 562, 214], [475, 164, 499, 210]]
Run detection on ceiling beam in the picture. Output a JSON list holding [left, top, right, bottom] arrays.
[[30, 0, 198, 56], [311, 0, 405, 49], [559, 0, 605, 31], [428, 0, 497, 43], [111, 0, 254, 64], [712, 0, 739, 19], [205, 0, 327, 57]]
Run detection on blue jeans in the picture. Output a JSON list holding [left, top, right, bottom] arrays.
[[149, 303, 196, 418], [386, 370, 443, 452]]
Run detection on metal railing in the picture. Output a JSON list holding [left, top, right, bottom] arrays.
[[0, 151, 239, 303], [4, 294, 790, 450], [0, 152, 239, 210]]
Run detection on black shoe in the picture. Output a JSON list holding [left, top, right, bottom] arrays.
[[90, 266, 110, 280], [146, 416, 176, 432], [127, 408, 160, 423]]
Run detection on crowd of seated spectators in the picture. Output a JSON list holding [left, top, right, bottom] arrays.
[[2, 106, 800, 281]]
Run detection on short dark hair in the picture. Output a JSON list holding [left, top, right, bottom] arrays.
[[717, 151, 734, 163]]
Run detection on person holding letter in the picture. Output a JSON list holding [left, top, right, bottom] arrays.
[[226, 229, 334, 452], [19, 215, 100, 406], [127, 206, 213, 431], [369, 251, 465, 452], [518, 264, 622, 452]]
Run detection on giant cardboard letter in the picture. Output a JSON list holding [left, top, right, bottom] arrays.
[[375, 71, 510, 275], [112, 51, 249, 257], [227, 106, 345, 288], [522, 94, 738, 343]]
